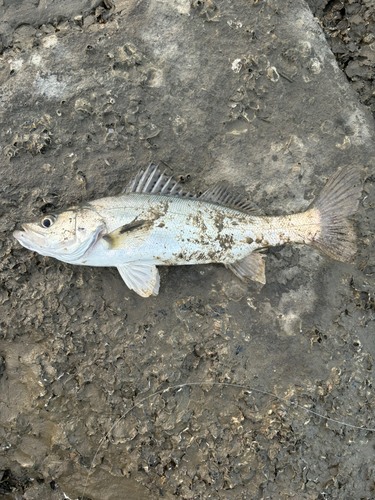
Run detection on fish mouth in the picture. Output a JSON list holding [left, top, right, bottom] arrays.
[[13, 229, 33, 250], [13, 224, 46, 250], [14, 223, 37, 235], [22, 223, 45, 235], [13, 226, 27, 241]]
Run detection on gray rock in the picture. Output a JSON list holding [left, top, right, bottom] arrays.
[[0, 0, 374, 499]]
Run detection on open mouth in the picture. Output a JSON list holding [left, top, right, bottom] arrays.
[[13, 229, 31, 249], [13, 228, 25, 240], [13, 225, 45, 251]]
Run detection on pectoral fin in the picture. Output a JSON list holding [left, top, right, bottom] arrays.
[[117, 263, 160, 297], [226, 252, 266, 284], [104, 220, 152, 250]]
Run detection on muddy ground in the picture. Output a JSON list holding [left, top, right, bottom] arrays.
[[0, 0, 375, 499]]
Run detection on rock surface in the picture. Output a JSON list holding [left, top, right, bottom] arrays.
[[0, 0, 374, 499]]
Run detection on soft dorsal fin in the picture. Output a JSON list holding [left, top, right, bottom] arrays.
[[199, 185, 264, 215], [122, 163, 196, 198], [123, 163, 263, 215]]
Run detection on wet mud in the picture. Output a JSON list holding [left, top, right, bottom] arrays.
[[0, 0, 375, 499]]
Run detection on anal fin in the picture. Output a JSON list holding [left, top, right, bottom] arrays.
[[226, 251, 266, 284], [117, 262, 160, 297]]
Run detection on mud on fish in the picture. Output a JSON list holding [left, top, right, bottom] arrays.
[[14, 164, 362, 297]]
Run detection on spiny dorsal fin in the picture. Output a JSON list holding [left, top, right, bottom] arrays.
[[199, 184, 264, 215], [123, 163, 196, 198], [123, 163, 263, 215]]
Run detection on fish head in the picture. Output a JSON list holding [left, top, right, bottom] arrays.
[[13, 206, 105, 263]]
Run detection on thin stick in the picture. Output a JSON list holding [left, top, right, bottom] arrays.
[[81, 381, 375, 500]]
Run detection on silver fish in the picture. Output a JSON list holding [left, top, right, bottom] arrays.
[[14, 164, 362, 297]]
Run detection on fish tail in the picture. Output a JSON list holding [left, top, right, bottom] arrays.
[[307, 166, 362, 262]]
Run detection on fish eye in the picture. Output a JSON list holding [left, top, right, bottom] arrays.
[[41, 215, 56, 228]]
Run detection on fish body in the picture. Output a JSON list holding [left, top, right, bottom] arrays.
[[80, 195, 316, 265], [14, 164, 362, 297]]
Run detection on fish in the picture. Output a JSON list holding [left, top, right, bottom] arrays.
[[13, 163, 362, 297]]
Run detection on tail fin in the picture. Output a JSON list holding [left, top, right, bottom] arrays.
[[308, 166, 362, 262]]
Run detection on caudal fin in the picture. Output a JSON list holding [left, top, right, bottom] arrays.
[[308, 166, 362, 262]]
